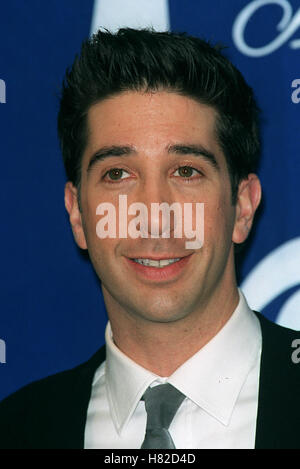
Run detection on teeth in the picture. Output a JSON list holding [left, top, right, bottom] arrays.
[[133, 258, 180, 268]]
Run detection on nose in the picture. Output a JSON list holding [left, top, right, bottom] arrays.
[[132, 177, 179, 239]]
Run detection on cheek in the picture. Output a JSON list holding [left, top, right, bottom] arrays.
[[203, 196, 235, 248], [81, 200, 110, 256], [82, 194, 123, 259], [82, 186, 112, 234], [81, 202, 98, 244]]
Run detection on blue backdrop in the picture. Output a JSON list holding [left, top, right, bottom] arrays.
[[0, 0, 299, 401]]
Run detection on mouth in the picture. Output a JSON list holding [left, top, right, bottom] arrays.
[[131, 257, 181, 268], [125, 254, 193, 281]]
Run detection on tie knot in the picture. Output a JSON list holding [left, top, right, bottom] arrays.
[[142, 383, 185, 430]]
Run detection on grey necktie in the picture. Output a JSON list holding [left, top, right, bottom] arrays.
[[141, 383, 185, 449]]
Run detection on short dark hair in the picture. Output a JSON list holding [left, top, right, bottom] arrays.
[[57, 28, 260, 203]]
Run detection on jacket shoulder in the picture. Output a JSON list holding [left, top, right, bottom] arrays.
[[254, 312, 300, 448], [255, 310, 300, 349], [0, 345, 106, 449], [255, 311, 300, 384]]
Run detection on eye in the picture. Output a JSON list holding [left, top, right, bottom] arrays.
[[174, 166, 202, 179], [103, 168, 130, 181]]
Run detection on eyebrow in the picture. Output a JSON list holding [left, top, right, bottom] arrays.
[[86, 143, 220, 173], [167, 144, 220, 170], [87, 145, 136, 172]]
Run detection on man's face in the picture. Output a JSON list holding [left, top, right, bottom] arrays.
[[66, 91, 257, 325]]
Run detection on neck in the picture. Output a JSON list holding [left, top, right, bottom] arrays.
[[105, 284, 240, 377]]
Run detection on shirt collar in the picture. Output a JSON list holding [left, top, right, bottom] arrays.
[[104, 323, 157, 433], [104, 289, 262, 433], [167, 290, 262, 425]]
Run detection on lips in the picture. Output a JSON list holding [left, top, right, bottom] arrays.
[[132, 258, 181, 268], [125, 253, 193, 281], [127, 253, 192, 261]]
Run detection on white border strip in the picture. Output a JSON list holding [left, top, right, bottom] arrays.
[[90, 0, 170, 35]]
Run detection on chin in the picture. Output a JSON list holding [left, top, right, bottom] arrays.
[[135, 303, 190, 324]]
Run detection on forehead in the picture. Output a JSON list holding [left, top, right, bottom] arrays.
[[83, 91, 224, 167]]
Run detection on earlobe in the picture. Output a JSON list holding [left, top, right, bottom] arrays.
[[64, 182, 88, 250], [232, 174, 262, 244]]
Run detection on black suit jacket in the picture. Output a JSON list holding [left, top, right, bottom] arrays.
[[0, 312, 300, 449]]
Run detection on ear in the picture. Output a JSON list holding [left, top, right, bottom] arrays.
[[64, 182, 88, 250], [232, 174, 262, 244]]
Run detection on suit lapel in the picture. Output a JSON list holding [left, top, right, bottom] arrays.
[[254, 312, 300, 449], [50, 346, 106, 449]]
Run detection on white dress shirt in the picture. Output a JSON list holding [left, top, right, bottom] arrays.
[[84, 290, 262, 449]]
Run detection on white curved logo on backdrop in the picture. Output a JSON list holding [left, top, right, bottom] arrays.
[[233, 0, 300, 57], [241, 237, 300, 329]]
